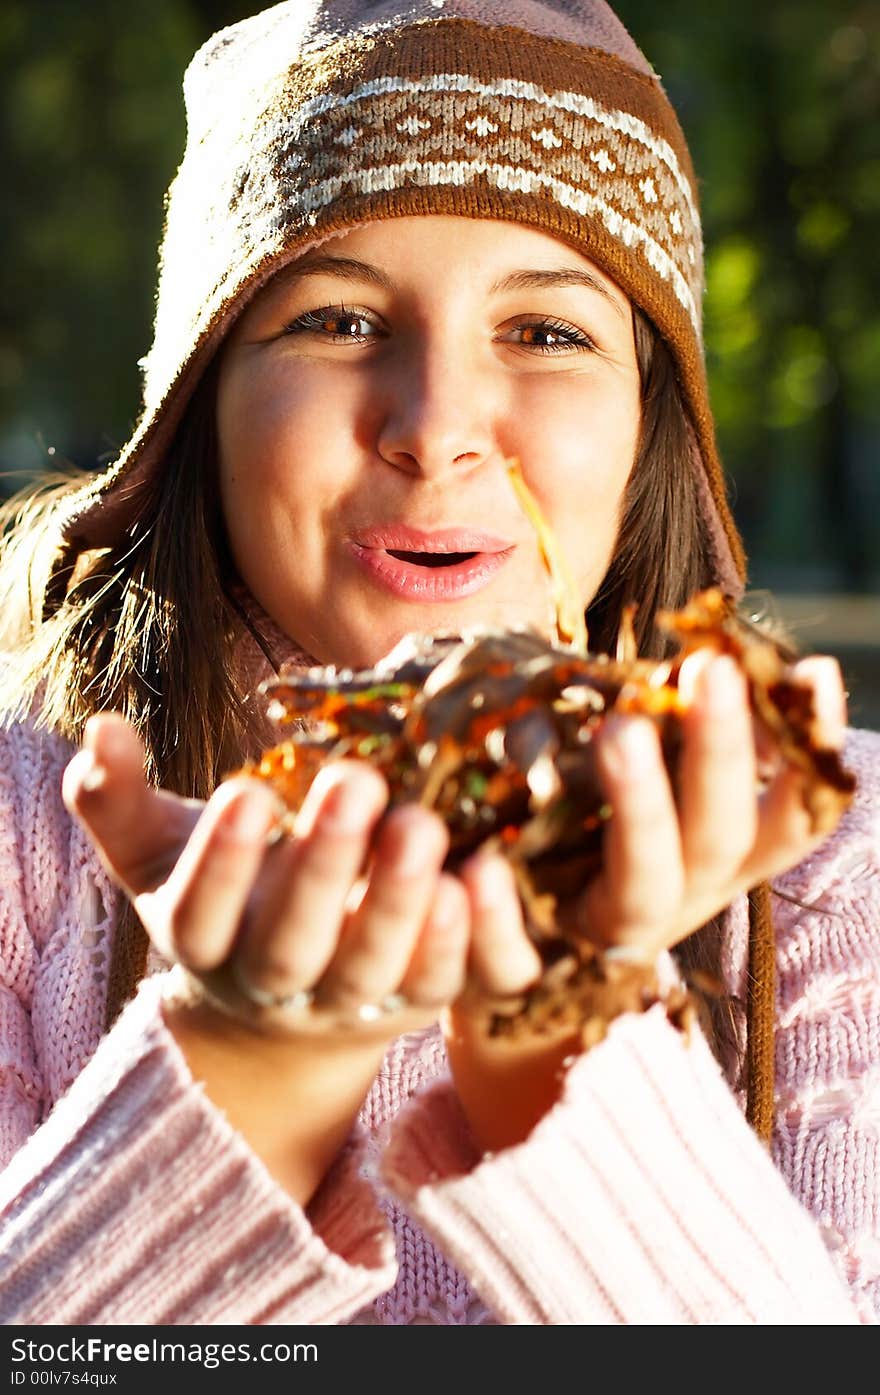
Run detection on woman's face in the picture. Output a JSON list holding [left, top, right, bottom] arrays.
[[217, 216, 641, 668]]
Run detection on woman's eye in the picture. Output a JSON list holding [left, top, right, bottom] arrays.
[[502, 318, 597, 354], [283, 306, 379, 341]]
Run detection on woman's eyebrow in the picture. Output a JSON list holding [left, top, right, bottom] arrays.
[[491, 268, 626, 319], [277, 255, 394, 290], [273, 255, 624, 318]]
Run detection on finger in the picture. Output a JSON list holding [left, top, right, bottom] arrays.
[[316, 802, 449, 1009], [460, 853, 542, 996], [738, 766, 827, 888], [584, 716, 684, 942], [735, 656, 849, 888], [238, 761, 390, 995], [677, 652, 757, 893], [791, 655, 847, 749], [398, 872, 470, 1006], [141, 777, 281, 969], [62, 713, 204, 896]]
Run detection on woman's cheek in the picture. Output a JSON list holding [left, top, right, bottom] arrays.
[[527, 435, 633, 584]]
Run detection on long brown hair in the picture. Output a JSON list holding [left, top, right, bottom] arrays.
[[0, 361, 271, 796], [0, 306, 742, 1065], [587, 309, 715, 655]]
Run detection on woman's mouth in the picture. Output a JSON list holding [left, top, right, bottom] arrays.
[[387, 549, 475, 566], [349, 526, 516, 601]]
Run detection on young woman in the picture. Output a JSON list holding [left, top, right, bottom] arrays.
[[0, 0, 876, 1325]]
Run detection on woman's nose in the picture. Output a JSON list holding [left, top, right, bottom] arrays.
[[375, 344, 497, 478]]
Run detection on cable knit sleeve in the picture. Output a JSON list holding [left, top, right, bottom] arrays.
[[0, 730, 43, 1166], [0, 721, 397, 1325], [770, 725, 880, 1323], [381, 728, 880, 1325]]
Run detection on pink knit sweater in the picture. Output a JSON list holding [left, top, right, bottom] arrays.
[[0, 716, 877, 1324]]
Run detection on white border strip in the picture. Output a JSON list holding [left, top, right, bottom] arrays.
[[290, 73, 699, 226]]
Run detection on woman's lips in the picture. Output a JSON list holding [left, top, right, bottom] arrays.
[[348, 525, 516, 601]]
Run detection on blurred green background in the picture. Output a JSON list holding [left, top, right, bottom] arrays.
[[1, 0, 878, 723]]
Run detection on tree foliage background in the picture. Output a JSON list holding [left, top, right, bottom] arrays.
[[1, 0, 878, 599]]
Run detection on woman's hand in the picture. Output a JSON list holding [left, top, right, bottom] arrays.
[[62, 711, 478, 1202], [445, 650, 850, 1151], [63, 712, 475, 1041], [457, 650, 847, 970], [570, 649, 848, 957]]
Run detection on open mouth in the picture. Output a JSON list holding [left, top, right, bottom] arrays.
[[386, 550, 478, 568], [352, 538, 516, 599], [350, 529, 514, 600]]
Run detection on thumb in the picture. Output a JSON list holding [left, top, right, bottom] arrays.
[[62, 712, 204, 898]]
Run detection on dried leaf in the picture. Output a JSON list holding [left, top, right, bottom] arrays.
[[505, 458, 588, 655]]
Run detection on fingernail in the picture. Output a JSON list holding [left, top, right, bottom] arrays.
[[700, 654, 742, 712], [676, 647, 715, 707], [293, 768, 373, 838], [319, 775, 374, 835], [427, 875, 463, 933], [470, 854, 514, 911], [601, 716, 657, 775], [80, 751, 107, 793], [65, 748, 106, 797], [228, 789, 274, 840], [386, 811, 443, 877]]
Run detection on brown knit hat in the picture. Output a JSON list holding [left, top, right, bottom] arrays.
[[46, 0, 747, 607]]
